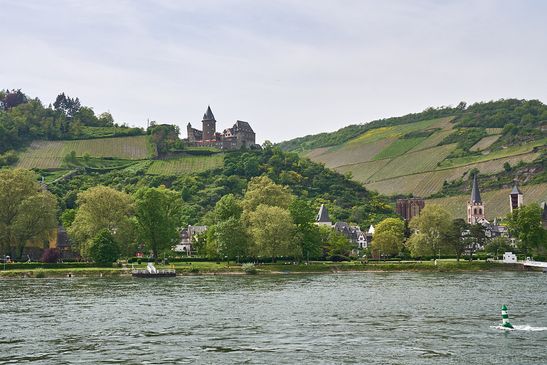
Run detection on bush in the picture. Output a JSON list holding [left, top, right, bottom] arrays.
[[89, 229, 120, 263], [329, 255, 350, 262], [242, 263, 257, 274], [40, 248, 60, 263]]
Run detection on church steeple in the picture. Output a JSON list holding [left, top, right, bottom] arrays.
[[467, 173, 486, 224], [470, 174, 482, 203]]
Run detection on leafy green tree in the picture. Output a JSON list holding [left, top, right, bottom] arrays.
[[89, 229, 120, 263], [506, 204, 546, 256], [485, 236, 513, 259], [0, 169, 57, 258], [468, 223, 487, 259], [69, 186, 135, 258], [321, 228, 352, 259], [442, 218, 470, 261], [242, 176, 293, 212], [248, 204, 296, 262], [213, 194, 242, 222], [371, 218, 405, 257], [213, 217, 249, 261], [134, 186, 181, 258], [409, 204, 452, 257], [289, 199, 322, 260]]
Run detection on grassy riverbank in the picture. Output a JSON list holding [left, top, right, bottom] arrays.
[[0, 260, 529, 278]]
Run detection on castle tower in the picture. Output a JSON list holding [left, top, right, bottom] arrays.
[[467, 174, 485, 224], [509, 181, 523, 213], [202, 106, 216, 141], [187, 122, 195, 142]]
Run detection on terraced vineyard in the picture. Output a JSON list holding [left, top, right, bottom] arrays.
[[426, 183, 547, 220], [297, 114, 545, 198], [17, 136, 153, 169], [147, 155, 224, 175]]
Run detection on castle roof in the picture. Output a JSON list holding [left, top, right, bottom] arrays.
[[510, 182, 523, 195], [470, 174, 482, 203], [234, 120, 254, 133], [203, 106, 215, 121], [316, 204, 331, 223]]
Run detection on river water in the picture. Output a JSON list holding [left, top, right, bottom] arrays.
[[1, 272, 546, 364]]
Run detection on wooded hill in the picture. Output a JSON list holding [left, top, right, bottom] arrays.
[[0, 89, 397, 231], [278, 99, 546, 219]]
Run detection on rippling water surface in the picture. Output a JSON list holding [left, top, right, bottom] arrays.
[[1, 272, 546, 364]]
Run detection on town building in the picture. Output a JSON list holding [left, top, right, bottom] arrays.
[[396, 198, 425, 221], [174, 225, 208, 255], [509, 182, 523, 213], [186, 106, 258, 150], [315, 205, 370, 249], [467, 174, 486, 224], [315, 204, 333, 227]]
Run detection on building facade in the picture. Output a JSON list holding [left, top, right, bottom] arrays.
[[187, 106, 258, 150], [396, 198, 425, 221], [467, 174, 486, 224]]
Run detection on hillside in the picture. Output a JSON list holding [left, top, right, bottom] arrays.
[[278, 99, 546, 206]]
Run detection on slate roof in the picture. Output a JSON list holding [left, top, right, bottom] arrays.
[[316, 204, 331, 223], [203, 106, 215, 121], [510, 182, 523, 195], [470, 174, 482, 203]]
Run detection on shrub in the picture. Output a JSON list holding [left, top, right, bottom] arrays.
[[242, 263, 257, 274], [35, 271, 46, 278], [329, 255, 351, 262], [40, 248, 60, 263], [89, 229, 120, 263]]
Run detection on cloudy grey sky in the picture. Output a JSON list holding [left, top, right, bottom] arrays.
[[1, 0, 546, 143]]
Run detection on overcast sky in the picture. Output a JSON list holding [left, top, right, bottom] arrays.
[[1, 1, 546, 143]]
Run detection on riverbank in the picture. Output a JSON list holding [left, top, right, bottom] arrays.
[[0, 260, 534, 278]]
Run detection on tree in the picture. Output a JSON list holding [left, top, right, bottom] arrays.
[[468, 223, 487, 259], [506, 204, 546, 256], [88, 229, 120, 263], [408, 204, 452, 258], [371, 218, 405, 257], [213, 217, 249, 261], [134, 186, 181, 258], [69, 186, 135, 258], [247, 204, 295, 262], [212, 194, 242, 222], [485, 236, 513, 259], [442, 218, 470, 261], [241, 176, 293, 212], [289, 199, 322, 260], [322, 228, 352, 259], [0, 169, 57, 258]]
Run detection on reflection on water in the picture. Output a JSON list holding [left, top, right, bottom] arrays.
[[1, 272, 546, 364]]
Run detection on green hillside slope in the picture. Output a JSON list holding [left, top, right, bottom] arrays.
[[281, 99, 546, 199], [16, 135, 155, 169]]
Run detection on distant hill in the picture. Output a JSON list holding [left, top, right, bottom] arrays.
[[278, 99, 547, 208]]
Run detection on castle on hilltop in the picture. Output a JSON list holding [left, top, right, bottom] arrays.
[[186, 106, 258, 150]]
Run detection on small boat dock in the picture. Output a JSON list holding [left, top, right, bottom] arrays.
[[132, 262, 176, 277]]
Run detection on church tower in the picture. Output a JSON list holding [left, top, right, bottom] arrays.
[[509, 181, 523, 213], [202, 106, 216, 141], [467, 174, 485, 224]]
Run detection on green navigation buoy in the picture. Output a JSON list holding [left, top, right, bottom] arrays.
[[501, 305, 514, 329]]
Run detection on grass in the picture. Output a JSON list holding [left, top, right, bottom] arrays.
[[0, 260, 523, 278], [426, 183, 547, 219], [439, 138, 546, 168], [147, 154, 224, 175], [470, 135, 502, 152], [369, 144, 456, 181], [335, 159, 392, 183], [17, 136, 154, 169], [373, 137, 426, 160]]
